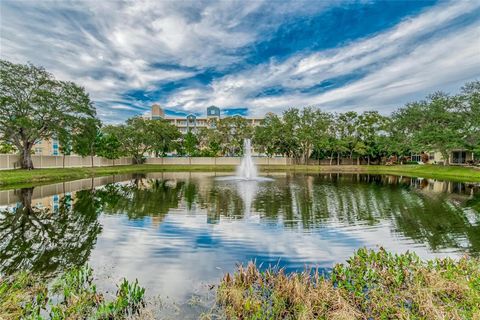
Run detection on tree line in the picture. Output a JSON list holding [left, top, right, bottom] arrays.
[[1, 60, 479, 169], [255, 84, 479, 165], [150, 81, 479, 166]]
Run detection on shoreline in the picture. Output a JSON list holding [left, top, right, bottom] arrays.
[[1, 164, 479, 189]]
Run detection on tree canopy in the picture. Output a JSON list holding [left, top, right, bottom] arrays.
[[0, 60, 96, 169]]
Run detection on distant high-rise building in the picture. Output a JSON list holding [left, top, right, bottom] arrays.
[[151, 103, 165, 119], [206, 105, 221, 119], [147, 105, 264, 134]]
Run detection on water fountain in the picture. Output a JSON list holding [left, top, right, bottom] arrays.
[[236, 139, 258, 180], [215, 138, 272, 182]]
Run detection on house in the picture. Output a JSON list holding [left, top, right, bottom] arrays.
[[412, 150, 475, 165]]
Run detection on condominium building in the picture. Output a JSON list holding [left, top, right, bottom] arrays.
[[0, 136, 61, 156], [33, 138, 60, 156], [146, 104, 264, 134]]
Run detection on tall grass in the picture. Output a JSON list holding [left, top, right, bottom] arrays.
[[217, 248, 480, 319]]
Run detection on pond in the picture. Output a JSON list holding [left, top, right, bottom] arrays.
[[1, 172, 479, 317]]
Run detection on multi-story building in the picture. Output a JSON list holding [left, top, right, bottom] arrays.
[[0, 137, 60, 156], [33, 138, 60, 156], [146, 104, 264, 134]]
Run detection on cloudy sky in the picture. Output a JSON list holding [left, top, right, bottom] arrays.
[[1, 0, 479, 122]]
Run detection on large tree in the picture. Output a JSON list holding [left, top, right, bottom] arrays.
[[394, 93, 464, 165], [197, 127, 222, 157], [97, 130, 123, 165], [73, 118, 102, 167], [183, 130, 199, 157], [253, 113, 284, 157], [0, 60, 96, 169], [459, 81, 480, 158], [149, 119, 181, 157], [105, 117, 151, 164], [106, 117, 180, 163], [357, 111, 388, 165], [216, 116, 253, 156], [336, 111, 359, 160]]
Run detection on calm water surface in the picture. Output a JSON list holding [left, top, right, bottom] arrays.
[[1, 172, 479, 316]]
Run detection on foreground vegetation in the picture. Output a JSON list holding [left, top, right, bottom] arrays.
[[0, 163, 479, 188], [3, 249, 479, 319], [0, 265, 145, 320], [217, 248, 480, 320]]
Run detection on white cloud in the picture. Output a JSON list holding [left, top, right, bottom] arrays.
[[164, 1, 480, 115], [1, 0, 479, 120], [110, 105, 136, 111], [1, 0, 285, 121]]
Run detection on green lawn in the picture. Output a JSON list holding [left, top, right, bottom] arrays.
[[358, 164, 480, 182], [0, 163, 479, 189], [0, 164, 235, 189], [264, 164, 480, 182]]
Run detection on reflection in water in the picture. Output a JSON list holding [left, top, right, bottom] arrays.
[[0, 173, 479, 315], [97, 177, 185, 222], [0, 188, 102, 274]]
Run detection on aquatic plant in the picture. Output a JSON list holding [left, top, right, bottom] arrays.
[[0, 265, 145, 320], [217, 248, 480, 319], [0, 271, 47, 320]]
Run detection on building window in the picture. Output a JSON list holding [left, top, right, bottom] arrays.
[[452, 151, 467, 164], [34, 147, 42, 154], [429, 152, 434, 160], [411, 155, 421, 162], [53, 143, 59, 155]]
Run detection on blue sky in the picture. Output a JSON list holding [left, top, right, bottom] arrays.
[[1, 0, 479, 123]]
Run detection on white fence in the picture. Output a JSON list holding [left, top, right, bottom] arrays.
[[0, 175, 134, 206], [0, 154, 133, 170], [0, 154, 372, 170], [144, 157, 292, 166]]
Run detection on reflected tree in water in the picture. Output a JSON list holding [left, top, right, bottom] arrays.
[[183, 181, 197, 211], [0, 188, 102, 274], [252, 174, 480, 254], [96, 179, 185, 220], [391, 193, 480, 255]]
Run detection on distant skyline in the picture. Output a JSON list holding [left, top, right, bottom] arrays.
[[1, 0, 479, 123]]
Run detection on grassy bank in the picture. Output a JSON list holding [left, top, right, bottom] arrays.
[[265, 164, 480, 182], [218, 248, 480, 319], [0, 163, 479, 189], [0, 164, 236, 189]]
